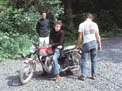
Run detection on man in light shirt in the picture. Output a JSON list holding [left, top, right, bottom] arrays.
[[76, 13, 101, 81]]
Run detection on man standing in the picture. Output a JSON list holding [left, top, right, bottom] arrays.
[[76, 13, 101, 81], [36, 10, 49, 47]]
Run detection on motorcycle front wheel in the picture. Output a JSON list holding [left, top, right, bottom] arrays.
[[19, 60, 36, 85], [42, 56, 54, 74]]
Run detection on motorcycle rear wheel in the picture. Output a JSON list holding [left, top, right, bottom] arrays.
[[70, 52, 81, 74], [19, 60, 36, 85]]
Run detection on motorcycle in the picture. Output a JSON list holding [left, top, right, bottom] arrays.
[[19, 43, 82, 85]]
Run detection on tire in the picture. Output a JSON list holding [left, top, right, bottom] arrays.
[[42, 56, 54, 74], [19, 60, 36, 85], [70, 52, 81, 74]]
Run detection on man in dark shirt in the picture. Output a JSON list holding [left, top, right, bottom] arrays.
[[36, 10, 49, 47], [49, 20, 64, 82]]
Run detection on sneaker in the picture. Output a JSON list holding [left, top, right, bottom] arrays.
[[78, 76, 85, 81], [91, 76, 96, 80]]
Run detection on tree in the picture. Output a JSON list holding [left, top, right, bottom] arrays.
[[63, 0, 74, 30]]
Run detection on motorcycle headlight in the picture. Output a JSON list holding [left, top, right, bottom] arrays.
[[29, 45, 36, 53]]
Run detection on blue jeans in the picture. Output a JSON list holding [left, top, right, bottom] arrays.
[[53, 48, 60, 75], [81, 40, 98, 77]]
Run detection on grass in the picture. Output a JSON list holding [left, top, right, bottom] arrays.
[[64, 30, 122, 46], [101, 29, 122, 38], [64, 40, 77, 46]]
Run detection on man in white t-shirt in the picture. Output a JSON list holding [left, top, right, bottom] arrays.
[[76, 13, 101, 81]]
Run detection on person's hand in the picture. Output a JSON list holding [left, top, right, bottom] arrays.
[[76, 45, 82, 50], [57, 45, 62, 49], [98, 45, 102, 51], [48, 44, 52, 48]]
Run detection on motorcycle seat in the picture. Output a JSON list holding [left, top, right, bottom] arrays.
[[62, 45, 76, 53]]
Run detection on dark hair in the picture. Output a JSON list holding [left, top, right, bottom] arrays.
[[86, 13, 94, 20], [40, 10, 46, 14], [53, 20, 62, 27], [83, 13, 94, 20]]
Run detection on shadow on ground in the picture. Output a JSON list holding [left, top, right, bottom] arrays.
[[7, 74, 21, 87]]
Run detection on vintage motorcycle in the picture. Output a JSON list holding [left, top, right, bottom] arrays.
[[19, 43, 81, 85]]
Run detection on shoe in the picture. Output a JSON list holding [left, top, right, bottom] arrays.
[[91, 76, 96, 80], [78, 76, 85, 81], [56, 75, 61, 83]]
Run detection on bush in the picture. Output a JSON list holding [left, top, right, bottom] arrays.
[[0, 32, 32, 60], [0, 6, 40, 36], [0, 7, 39, 60], [13, 9, 40, 36], [96, 10, 119, 33]]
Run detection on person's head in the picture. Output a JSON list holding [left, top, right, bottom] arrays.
[[40, 10, 47, 19], [53, 20, 62, 32], [84, 13, 94, 20]]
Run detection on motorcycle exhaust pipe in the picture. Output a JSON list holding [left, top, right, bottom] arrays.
[[60, 65, 78, 72]]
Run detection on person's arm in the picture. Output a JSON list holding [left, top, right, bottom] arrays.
[[76, 32, 83, 49], [57, 31, 64, 49], [36, 21, 40, 35], [95, 32, 101, 51], [95, 23, 102, 51], [76, 23, 83, 49], [59, 31, 64, 45], [49, 30, 54, 43]]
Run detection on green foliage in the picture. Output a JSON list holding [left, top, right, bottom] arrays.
[[48, 5, 64, 21], [41, 0, 64, 21], [0, 6, 39, 59], [0, 7, 24, 32], [0, 6, 39, 38], [63, 28, 78, 43], [101, 28, 122, 38], [8, 0, 64, 21], [0, 32, 32, 60], [14, 10, 40, 35], [96, 10, 118, 32]]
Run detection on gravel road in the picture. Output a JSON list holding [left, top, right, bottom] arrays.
[[0, 37, 122, 91]]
